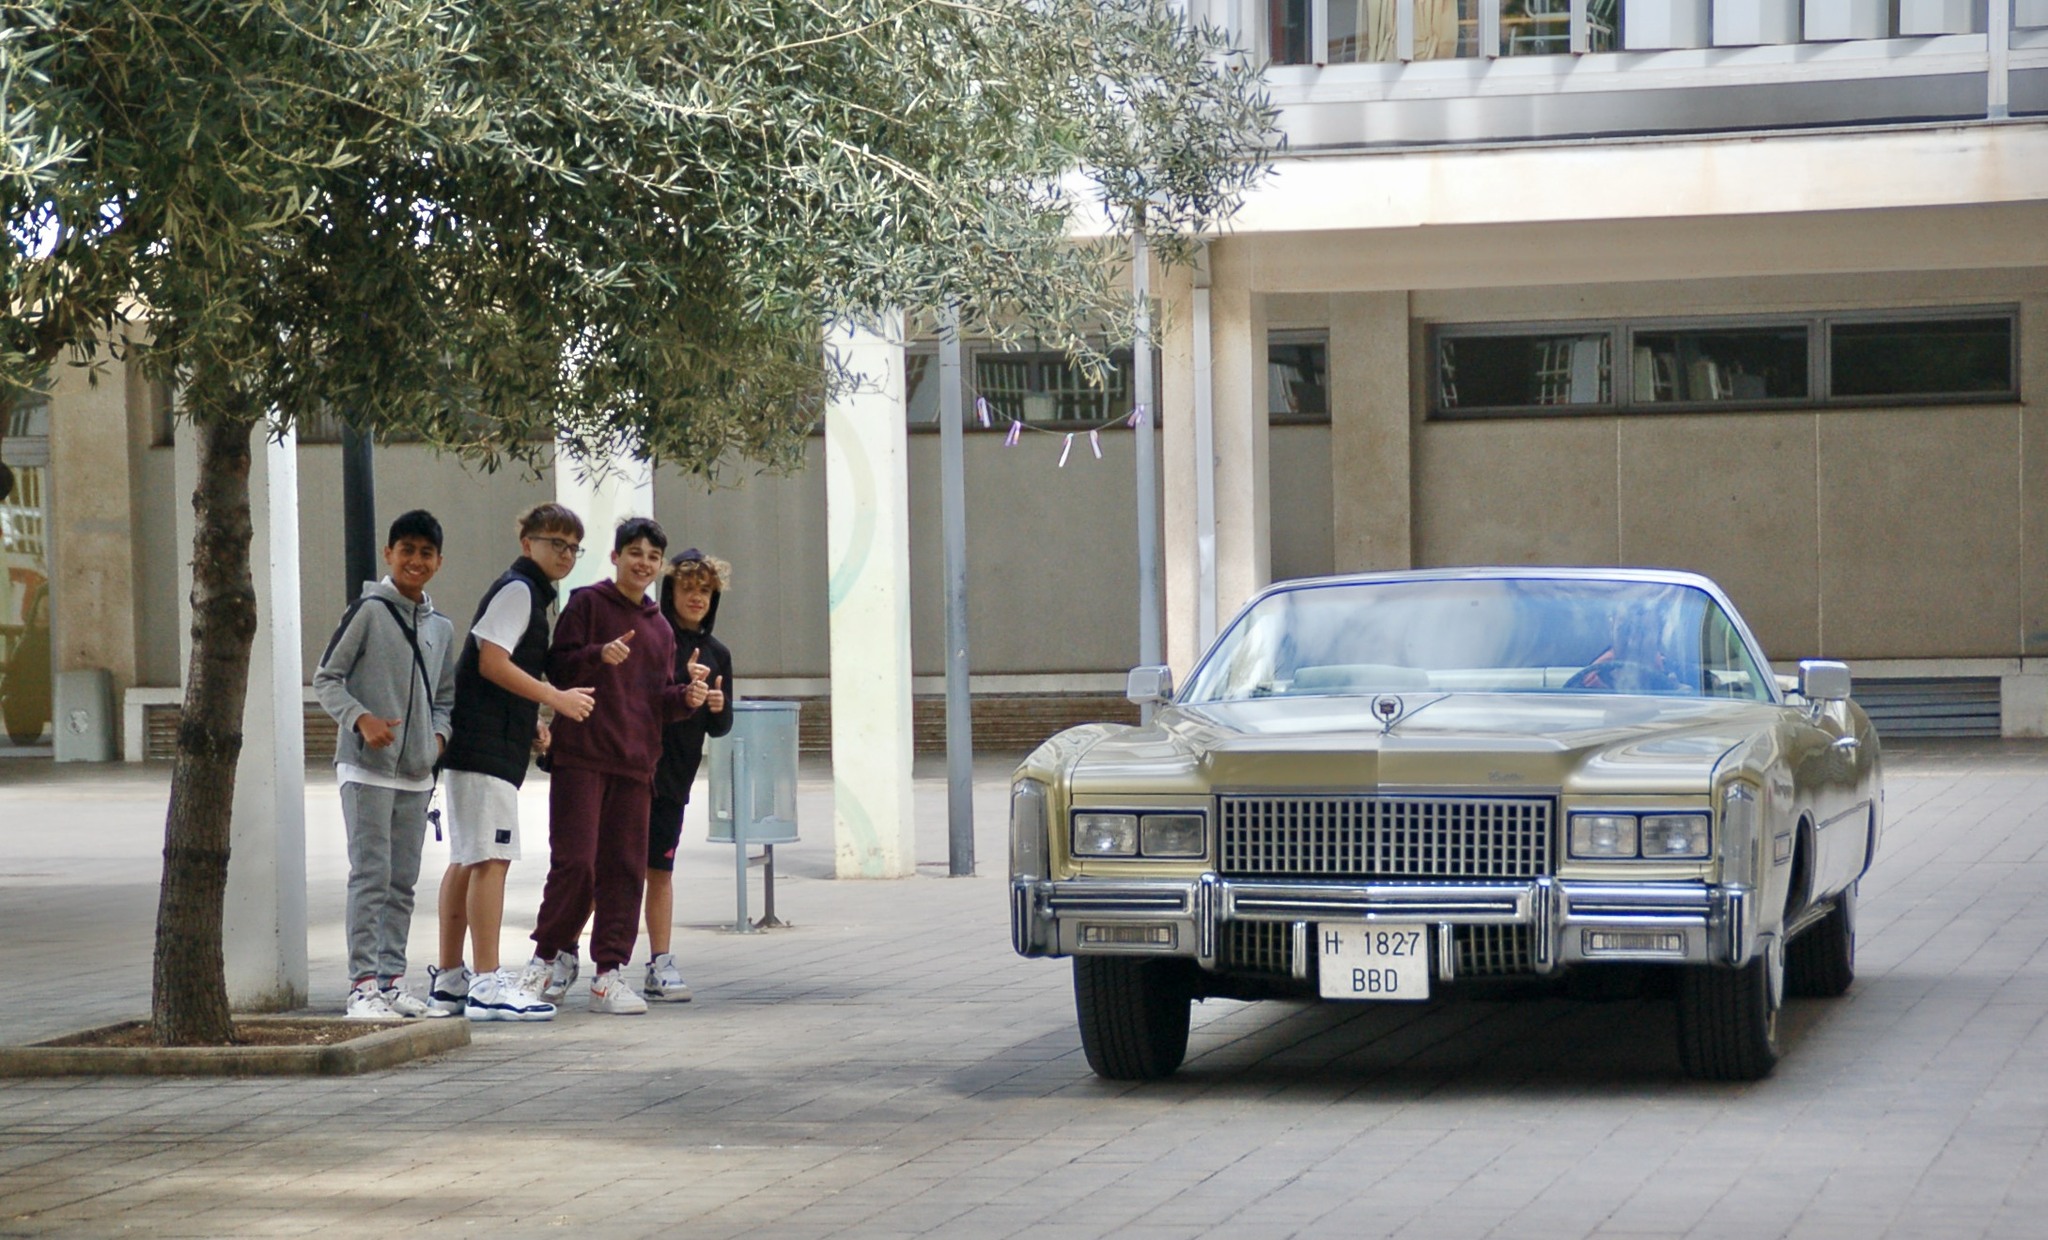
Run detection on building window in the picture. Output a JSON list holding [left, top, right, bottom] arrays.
[[1631, 325, 1809, 405], [1829, 316, 2015, 401], [1432, 309, 2017, 418], [1438, 330, 1612, 411], [1270, 331, 1330, 421], [972, 347, 1133, 427], [1269, 0, 1603, 64]]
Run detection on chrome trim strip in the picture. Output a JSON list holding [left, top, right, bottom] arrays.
[[1533, 876, 1555, 972], [1225, 880, 1532, 922], [1197, 874, 1219, 966], [1436, 921, 1456, 983], [1291, 921, 1310, 982], [1043, 884, 1194, 914]]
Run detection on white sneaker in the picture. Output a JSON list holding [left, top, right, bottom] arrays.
[[345, 980, 402, 1021], [382, 982, 451, 1019], [465, 968, 556, 1023], [426, 964, 471, 1016], [589, 969, 648, 1015], [644, 953, 693, 1003], [515, 955, 553, 1000], [541, 951, 579, 1003]]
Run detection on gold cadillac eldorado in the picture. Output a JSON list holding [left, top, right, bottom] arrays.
[[1009, 568, 1882, 1082]]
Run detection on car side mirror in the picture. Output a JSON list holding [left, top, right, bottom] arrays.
[[1126, 665, 1174, 707], [1798, 660, 1851, 703]]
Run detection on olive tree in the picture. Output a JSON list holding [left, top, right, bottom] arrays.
[[1, 0, 1273, 1044]]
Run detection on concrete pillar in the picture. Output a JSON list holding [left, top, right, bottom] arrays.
[[1160, 261, 1203, 679], [46, 358, 138, 704], [555, 453, 654, 591], [824, 315, 916, 878], [175, 421, 309, 1010], [1329, 292, 1414, 572], [1208, 244, 1272, 619]]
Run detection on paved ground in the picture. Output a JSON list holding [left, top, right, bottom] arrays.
[[3, 742, 2048, 1238]]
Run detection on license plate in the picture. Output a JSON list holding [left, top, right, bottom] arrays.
[[1317, 922, 1430, 1001]]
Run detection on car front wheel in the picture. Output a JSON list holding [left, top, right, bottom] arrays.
[[1676, 937, 1782, 1082], [1073, 956, 1193, 1081], [1785, 885, 1856, 998]]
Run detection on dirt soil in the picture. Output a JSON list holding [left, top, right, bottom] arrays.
[[42, 1019, 394, 1049]]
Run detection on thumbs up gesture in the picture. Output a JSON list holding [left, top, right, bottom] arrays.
[[602, 629, 635, 665], [705, 675, 725, 713], [683, 648, 710, 708]]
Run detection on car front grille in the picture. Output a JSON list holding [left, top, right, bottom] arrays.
[[1219, 794, 1554, 880], [1218, 922, 1537, 980]]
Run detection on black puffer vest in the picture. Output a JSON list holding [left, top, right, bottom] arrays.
[[441, 557, 556, 786]]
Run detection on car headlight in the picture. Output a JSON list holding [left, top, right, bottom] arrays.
[[1010, 779, 1049, 877], [1071, 811, 1208, 859], [1073, 813, 1139, 857], [1140, 814, 1205, 858], [1569, 813, 1639, 858], [1640, 813, 1710, 859]]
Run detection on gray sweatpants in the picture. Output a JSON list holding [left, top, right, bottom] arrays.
[[339, 781, 433, 984]]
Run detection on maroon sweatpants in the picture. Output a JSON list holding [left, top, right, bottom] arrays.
[[532, 764, 651, 971]]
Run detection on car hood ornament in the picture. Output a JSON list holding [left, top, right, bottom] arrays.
[[1372, 693, 1406, 735]]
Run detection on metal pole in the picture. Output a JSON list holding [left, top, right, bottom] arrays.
[[1133, 229, 1162, 721], [1990, 0, 2011, 121], [732, 738, 756, 933], [939, 307, 976, 875], [340, 425, 376, 602], [1193, 252, 1218, 651]]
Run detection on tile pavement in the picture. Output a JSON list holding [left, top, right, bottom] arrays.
[[2, 742, 2048, 1237]]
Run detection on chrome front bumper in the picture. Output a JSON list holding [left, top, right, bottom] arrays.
[[1011, 875, 1760, 973]]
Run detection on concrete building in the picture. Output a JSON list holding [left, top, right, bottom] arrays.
[[5, 2, 2048, 765]]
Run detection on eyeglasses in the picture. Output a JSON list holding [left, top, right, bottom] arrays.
[[530, 536, 585, 560]]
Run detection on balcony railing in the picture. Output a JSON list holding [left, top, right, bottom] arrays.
[[1258, 0, 2048, 145]]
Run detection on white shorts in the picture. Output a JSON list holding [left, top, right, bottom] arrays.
[[443, 769, 522, 864]]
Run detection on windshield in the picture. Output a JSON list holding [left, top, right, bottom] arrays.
[[1180, 578, 1773, 705]]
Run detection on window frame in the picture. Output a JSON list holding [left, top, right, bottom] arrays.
[[1429, 306, 2020, 420], [1269, 328, 1332, 425]]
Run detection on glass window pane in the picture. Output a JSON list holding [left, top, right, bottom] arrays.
[[1502, 0, 1572, 55], [973, 349, 1132, 426], [1418, 0, 1487, 59], [1438, 332, 1611, 410], [905, 353, 940, 425], [1269, 337, 1329, 419], [1269, 0, 1312, 63], [1630, 326, 1808, 404], [1830, 317, 2015, 400]]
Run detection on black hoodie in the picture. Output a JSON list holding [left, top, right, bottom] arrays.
[[654, 558, 735, 805]]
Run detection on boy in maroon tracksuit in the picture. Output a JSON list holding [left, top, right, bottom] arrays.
[[522, 517, 709, 1014]]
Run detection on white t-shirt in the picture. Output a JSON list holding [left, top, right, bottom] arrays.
[[337, 762, 434, 795], [470, 579, 532, 655]]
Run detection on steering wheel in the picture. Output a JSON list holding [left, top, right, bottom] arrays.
[[1563, 659, 1638, 691]]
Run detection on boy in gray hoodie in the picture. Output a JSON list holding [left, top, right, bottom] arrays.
[[314, 510, 458, 1019]]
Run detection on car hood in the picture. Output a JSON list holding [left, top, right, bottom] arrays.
[[1068, 693, 1783, 798]]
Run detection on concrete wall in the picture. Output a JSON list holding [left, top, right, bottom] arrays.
[[1407, 268, 2048, 663]]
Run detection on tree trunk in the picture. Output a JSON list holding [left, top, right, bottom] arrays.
[[152, 411, 260, 1046]]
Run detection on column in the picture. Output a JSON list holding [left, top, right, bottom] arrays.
[[555, 453, 655, 591], [176, 420, 309, 1010], [46, 357, 138, 759], [824, 315, 917, 878], [1159, 261, 1204, 677], [1208, 244, 1272, 619], [1329, 292, 1414, 572]]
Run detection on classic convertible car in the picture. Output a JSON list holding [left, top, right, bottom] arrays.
[[1010, 568, 1881, 1082]]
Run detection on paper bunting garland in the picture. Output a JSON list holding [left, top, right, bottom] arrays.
[[975, 396, 991, 428], [1058, 433, 1074, 467], [1089, 430, 1102, 458]]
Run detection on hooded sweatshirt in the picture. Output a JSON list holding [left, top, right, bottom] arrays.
[[546, 579, 700, 782], [653, 568, 735, 805], [314, 578, 456, 785]]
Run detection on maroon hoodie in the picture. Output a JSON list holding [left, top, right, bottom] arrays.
[[546, 580, 699, 782]]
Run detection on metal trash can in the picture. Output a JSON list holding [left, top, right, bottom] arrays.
[[706, 700, 800, 931], [53, 668, 115, 762], [706, 701, 801, 845]]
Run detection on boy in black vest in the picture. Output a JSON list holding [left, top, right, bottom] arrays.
[[429, 503, 596, 1021], [313, 510, 458, 1020]]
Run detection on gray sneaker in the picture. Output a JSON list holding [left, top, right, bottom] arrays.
[[541, 951, 579, 1003], [644, 953, 693, 1003]]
